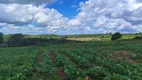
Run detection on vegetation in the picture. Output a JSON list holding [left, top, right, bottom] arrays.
[[0, 33, 142, 80], [133, 36, 142, 40], [0, 32, 4, 44], [7, 33, 27, 46], [111, 32, 122, 41]]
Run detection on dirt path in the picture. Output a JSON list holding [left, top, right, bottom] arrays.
[[48, 51, 66, 80], [31, 50, 45, 80]]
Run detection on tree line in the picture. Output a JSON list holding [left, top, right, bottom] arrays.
[[0, 33, 78, 47], [0, 32, 142, 47]]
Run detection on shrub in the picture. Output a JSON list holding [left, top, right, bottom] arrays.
[[111, 32, 122, 41]]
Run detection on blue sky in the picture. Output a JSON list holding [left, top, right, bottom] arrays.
[[0, 0, 142, 35], [46, 0, 86, 19]]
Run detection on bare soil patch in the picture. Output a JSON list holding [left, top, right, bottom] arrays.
[[48, 51, 66, 80], [111, 50, 140, 64], [32, 50, 45, 79]]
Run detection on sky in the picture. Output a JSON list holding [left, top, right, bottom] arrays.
[[0, 0, 142, 35]]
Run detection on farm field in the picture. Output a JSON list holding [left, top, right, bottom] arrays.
[[0, 40, 142, 80], [1, 0, 142, 79]]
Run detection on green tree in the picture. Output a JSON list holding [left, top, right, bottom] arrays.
[[8, 33, 27, 46], [0, 32, 4, 44], [111, 32, 122, 41]]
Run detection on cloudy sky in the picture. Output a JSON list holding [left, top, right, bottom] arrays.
[[0, 0, 142, 35]]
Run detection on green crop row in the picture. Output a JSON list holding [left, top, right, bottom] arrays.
[[0, 47, 36, 80]]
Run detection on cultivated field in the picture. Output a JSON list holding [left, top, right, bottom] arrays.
[[0, 39, 142, 80]]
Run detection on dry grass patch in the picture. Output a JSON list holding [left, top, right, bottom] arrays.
[[67, 37, 101, 41]]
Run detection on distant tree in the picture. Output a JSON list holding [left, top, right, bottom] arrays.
[[133, 36, 142, 40], [0, 32, 4, 44], [8, 33, 27, 46], [111, 32, 122, 41]]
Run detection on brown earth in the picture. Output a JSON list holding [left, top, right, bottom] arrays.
[[32, 50, 45, 80], [48, 51, 66, 80], [110, 50, 140, 64]]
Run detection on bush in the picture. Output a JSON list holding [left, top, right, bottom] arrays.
[[8, 33, 27, 46], [111, 32, 122, 41], [133, 36, 142, 40], [0, 32, 4, 44]]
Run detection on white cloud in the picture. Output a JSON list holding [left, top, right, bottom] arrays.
[[72, 0, 142, 33], [0, 23, 6, 26], [0, 4, 68, 27], [0, 0, 54, 5], [0, 0, 142, 35], [0, 3, 69, 34], [34, 8, 68, 27], [0, 4, 40, 25], [132, 24, 142, 32], [68, 19, 81, 26], [79, 0, 142, 20]]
